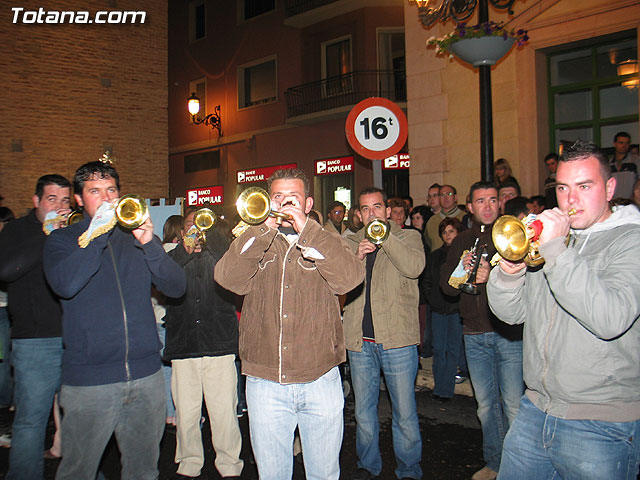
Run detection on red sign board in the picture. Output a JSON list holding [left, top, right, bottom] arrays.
[[236, 163, 297, 184], [186, 185, 224, 206], [315, 156, 354, 176], [345, 97, 408, 160], [383, 153, 410, 170]]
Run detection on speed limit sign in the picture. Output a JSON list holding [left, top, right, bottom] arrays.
[[345, 97, 408, 160]]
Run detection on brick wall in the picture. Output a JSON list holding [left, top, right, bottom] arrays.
[[0, 0, 168, 216]]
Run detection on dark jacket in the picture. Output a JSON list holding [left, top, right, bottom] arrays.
[[440, 219, 521, 340], [0, 210, 62, 338], [164, 231, 239, 360], [43, 217, 186, 387], [422, 245, 459, 315]]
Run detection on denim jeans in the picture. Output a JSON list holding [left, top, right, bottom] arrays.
[[55, 370, 165, 480], [431, 312, 463, 398], [348, 342, 422, 479], [156, 323, 175, 419], [464, 332, 524, 472], [498, 396, 640, 480], [0, 307, 12, 407], [245, 366, 344, 480], [7, 337, 62, 480]]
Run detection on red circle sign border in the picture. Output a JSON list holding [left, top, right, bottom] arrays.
[[345, 97, 408, 161]]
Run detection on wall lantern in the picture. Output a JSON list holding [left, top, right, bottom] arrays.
[[187, 92, 222, 136], [618, 60, 639, 90]]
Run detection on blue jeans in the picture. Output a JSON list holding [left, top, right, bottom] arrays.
[[55, 370, 165, 480], [0, 307, 12, 407], [7, 337, 62, 480], [498, 396, 640, 480], [349, 343, 422, 479], [156, 323, 175, 419], [464, 332, 524, 472], [431, 312, 463, 398], [246, 366, 344, 480]]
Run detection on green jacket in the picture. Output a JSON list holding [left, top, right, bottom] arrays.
[[343, 223, 425, 351]]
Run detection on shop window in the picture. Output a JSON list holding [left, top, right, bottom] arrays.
[[549, 34, 638, 153]]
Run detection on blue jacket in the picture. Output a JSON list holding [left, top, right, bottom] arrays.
[[43, 217, 186, 386]]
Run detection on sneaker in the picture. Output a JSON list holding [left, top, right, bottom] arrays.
[[0, 433, 11, 448], [471, 466, 497, 480], [455, 374, 468, 384]]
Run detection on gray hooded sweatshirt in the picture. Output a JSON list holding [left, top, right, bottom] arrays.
[[487, 205, 640, 422]]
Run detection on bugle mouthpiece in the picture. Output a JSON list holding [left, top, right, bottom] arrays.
[[567, 208, 577, 216]]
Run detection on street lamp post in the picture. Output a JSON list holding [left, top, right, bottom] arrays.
[[413, 0, 517, 181]]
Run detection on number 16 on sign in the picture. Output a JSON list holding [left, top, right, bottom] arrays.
[[345, 97, 408, 161]]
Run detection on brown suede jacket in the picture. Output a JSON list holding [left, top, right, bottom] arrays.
[[214, 218, 364, 384]]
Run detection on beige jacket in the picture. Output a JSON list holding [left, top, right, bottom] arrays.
[[342, 223, 425, 351], [214, 219, 364, 384]]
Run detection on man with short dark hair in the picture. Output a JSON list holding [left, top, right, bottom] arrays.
[[488, 140, 640, 478], [544, 153, 559, 209], [528, 195, 545, 215], [505, 197, 530, 220], [441, 181, 524, 480], [609, 131, 639, 199], [0, 174, 71, 480], [343, 186, 425, 480], [498, 182, 521, 215], [425, 184, 465, 250], [43, 161, 186, 480], [325, 200, 346, 234], [215, 168, 364, 480]]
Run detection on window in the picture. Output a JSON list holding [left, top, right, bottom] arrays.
[[189, 0, 205, 43], [243, 0, 275, 20], [238, 56, 277, 109], [322, 36, 352, 96], [549, 34, 638, 152], [378, 29, 407, 102], [184, 151, 220, 174], [189, 78, 207, 122]]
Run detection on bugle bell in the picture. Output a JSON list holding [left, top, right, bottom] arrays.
[[235, 187, 293, 225], [66, 210, 84, 226], [492, 209, 576, 267], [115, 194, 149, 229], [365, 218, 390, 245], [184, 208, 216, 247]]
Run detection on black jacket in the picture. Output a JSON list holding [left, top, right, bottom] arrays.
[[421, 245, 459, 315], [164, 230, 239, 360], [0, 210, 62, 338]]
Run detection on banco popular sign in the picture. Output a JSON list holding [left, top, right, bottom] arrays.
[[315, 156, 354, 176], [186, 186, 224, 206]]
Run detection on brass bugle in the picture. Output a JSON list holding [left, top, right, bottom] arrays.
[[115, 194, 149, 229], [189, 208, 216, 246], [235, 187, 293, 226], [492, 208, 576, 267], [365, 218, 390, 245], [66, 210, 84, 226]]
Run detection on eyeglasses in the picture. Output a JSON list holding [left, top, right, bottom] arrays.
[[439, 192, 455, 197], [330, 210, 344, 215]]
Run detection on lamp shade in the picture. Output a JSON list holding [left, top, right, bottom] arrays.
[[618, 60, 639, 89], [187, 93, 201, 116], [449, 36, 516, 67]]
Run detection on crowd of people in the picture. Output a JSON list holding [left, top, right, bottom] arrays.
[[0, 133, 639, 480]]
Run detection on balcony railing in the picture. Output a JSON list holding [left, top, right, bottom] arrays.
[[284, 0, 339, 17], [284, 70, 406, 119]]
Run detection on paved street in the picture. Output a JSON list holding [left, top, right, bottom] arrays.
[[0, 359, 485, 479]]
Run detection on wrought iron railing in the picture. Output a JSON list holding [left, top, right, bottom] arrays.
[[284, 0, 339, 17], [284, 70, 406, 118]]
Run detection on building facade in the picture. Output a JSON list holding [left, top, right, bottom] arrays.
[[0, 0, 169, 215], [405, 0, 640, 201], [168, 0, 409, 218]]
